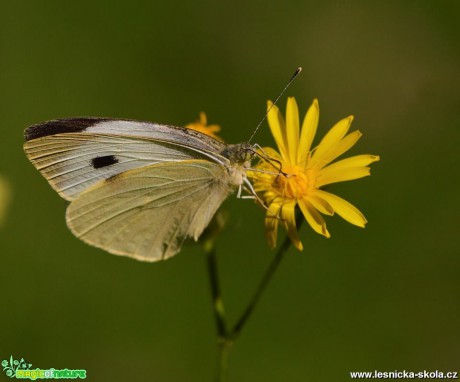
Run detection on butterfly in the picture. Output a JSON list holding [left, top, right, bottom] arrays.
[[24, 118, 257, 262]]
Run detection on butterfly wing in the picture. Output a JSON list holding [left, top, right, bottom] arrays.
[[24, 118, 228, 201], [65, 160, 232, 262]]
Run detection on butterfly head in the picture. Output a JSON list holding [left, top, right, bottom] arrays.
[[219, 143, 256, 187], [221, 142, 255, 165]]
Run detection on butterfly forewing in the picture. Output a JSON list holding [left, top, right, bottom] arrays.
[[24, 118, 228, 201]]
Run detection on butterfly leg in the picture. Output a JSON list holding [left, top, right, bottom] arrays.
[[241, 177, 270, 211]]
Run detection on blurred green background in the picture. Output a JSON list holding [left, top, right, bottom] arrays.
[[1, 1, 459, 381]]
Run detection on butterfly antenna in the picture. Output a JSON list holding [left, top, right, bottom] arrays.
[[248, 67, 302, 144]]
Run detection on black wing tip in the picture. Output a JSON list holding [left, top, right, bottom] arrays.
[[24, 117, 111, 141]]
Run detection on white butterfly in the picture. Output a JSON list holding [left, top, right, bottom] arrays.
[[24, 118, 257, 262]]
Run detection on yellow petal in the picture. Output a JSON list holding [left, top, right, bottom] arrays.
[[307, 195, 334, 216], [320, 154, 380, 174], [298, 198, 330, 238], [255, 146, 284, 172], [249, 146, 286, 187], [260, 191, 278, 203], [265, 200, 281, 248], [310, 116, 353, 168], [314, 190, 367, 227], [267, 101, 289, 162], [314, 130, 362, 169], [297, 99, 319, 166], [286, 97, 300, 164], [317, 153, 379, 186], [199, 112, 207, 125], [316, 167, 372, 187], [253, 182, 270, 193], [257, 146, 282, 161], [281, 202, 303, 250], [185, 112, 223, 141]]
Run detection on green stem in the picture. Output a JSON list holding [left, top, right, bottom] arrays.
[[229, 228, 296, 339], [205, 241, 230, 381], [205, 242, 228, 338], [205, 210, 302, 381], [215, 338, 231, 382]]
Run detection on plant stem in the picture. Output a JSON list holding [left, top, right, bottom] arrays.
[[205, 210, 302, 381], [205, 242, 230, 381], [215, 338, 231, 382], [205, 242, 228, 338], [229, 225, 297, 339]]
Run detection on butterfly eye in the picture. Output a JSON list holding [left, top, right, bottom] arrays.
[[241, 151, 252, 162]]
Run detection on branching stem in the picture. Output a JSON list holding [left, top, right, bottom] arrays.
[[205, 211, 303, 381]]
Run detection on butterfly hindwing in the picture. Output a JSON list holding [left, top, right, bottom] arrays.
[[65, 160, 232, 261]]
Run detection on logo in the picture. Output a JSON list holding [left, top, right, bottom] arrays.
[[2, 356, 86, 380]]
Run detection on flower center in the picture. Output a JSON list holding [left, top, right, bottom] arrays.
[[274, 165, 316, 199]]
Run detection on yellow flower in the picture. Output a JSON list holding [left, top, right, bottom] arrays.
[[185, 112, 223, 141], [249, 97, 380, 250]]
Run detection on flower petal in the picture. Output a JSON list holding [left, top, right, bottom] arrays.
[[199, 112, 207, 125], [249, 147, 285, 188], [307, 195, 334, 216], [257, 146, 282, 161], [310, 116, 353, 168], [317, 154, 379, 187], [265, 201, 281, 248], [185, 112, 223, 141], [267, 101, 289, 161], [286, 97, 300, 165], [297, 99, 319, 166], [315, 130, 362, 168], [281, 202, 303, 250], [298, 198, 330, 238], [320, 154, 380, 174], [317, 167, 372, 187], [314, 190, 367, 227], [256, 147, 284, 172]]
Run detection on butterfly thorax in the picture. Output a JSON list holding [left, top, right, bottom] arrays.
[[220, 143, 255, 186]]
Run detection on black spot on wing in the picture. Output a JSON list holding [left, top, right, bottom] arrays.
[[24, 117, 111, 141], [91, 155, 119, 169]]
